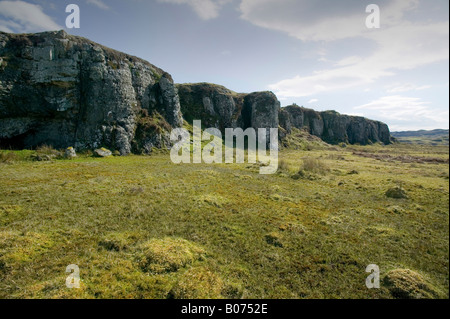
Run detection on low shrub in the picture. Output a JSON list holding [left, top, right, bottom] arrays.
[[300, 157, 329, 174]]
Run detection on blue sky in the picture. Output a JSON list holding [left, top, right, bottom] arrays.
[[0, 0, 448, 131]]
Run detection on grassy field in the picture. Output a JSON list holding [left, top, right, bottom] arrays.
[[0, 141, 448, 299]]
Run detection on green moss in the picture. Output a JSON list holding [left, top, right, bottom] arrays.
[[107, 60, 119, 70], [151, 69, 162, 82], [0, 231, 55, 264], [137, 238, 206, 274], [169, 267, 224, 299], [136, 110, 171, 136]]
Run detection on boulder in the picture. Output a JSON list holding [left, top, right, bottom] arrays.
[[64, 147, 76, 159], [95, 148, 112, 157]]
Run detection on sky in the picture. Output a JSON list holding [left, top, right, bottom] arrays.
[[0, 0, 448, 131]]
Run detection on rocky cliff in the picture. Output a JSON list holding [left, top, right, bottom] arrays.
[[0, 30, 183, 154], [176, 83, 279, 134], [281, 105, 392, 145], [178, 83, 392, 145], [0, 31, 392, 152]]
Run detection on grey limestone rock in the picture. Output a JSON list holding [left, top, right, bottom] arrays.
[[0, 31, 183, 154]]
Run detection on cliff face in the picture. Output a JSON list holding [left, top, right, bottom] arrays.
[[0, 31, 183, 154], [0, 31, 392, 152], [177, 83, 392, 145], [176, 83, 244, 130], [281, 105, 392, 145], [177, 83, 279, 133]]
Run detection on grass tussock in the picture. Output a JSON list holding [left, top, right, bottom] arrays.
[[277, 159, 290, 173], [0, 151, 18, 164], [383, 269, 444, 299], [35, 145, 60, 156], [300, 157, 329, 175], [386, 186, 408, 199], [169, 267, 224, 299], [137, 238, 206, 274]]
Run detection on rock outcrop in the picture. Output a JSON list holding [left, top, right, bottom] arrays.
[[0, 31, 183, 154], [280, 105, 392, 145], [0, 31, 392, 152], [177, 83, 280, 134], [176, 83, 244, 130], [243, 92, 280, 133], [177, 84, 392, 145]]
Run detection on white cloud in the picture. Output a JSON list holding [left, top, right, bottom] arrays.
[[335, 56, 364, 67], [240, 0, 419, 42], [308, 99, 318, 104], [157, 0, 229, 20], [237, 0, 448, 131], [86, 0, 109, 10], [387, 83, 432, 93], [266, 15, 448, 98], [0, 0, 62, 33], [354, 95, 449, 128]]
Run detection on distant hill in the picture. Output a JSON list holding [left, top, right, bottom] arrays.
[[392, 129, 449, 138], [392, 129, 449, 146]]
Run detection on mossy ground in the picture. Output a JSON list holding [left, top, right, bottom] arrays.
[[0, 142, 448, 299]]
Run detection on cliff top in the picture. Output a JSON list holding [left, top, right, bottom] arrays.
[[0, 30, 165, 76]]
